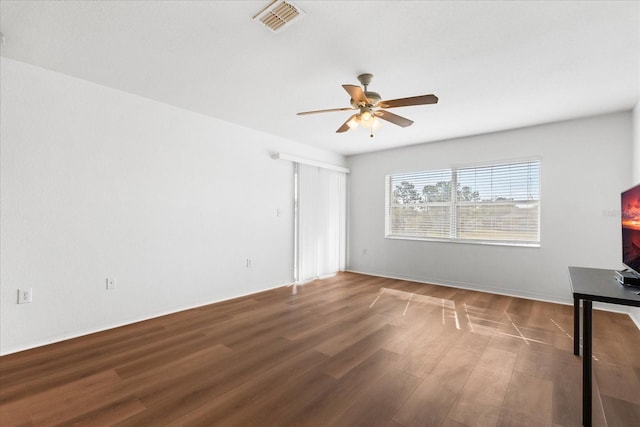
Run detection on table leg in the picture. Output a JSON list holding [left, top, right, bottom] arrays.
[[574, 296, 580, 356], [583, 299, 592, 427]]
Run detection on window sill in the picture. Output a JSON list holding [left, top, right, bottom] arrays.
[[384, 235, 540, 248]]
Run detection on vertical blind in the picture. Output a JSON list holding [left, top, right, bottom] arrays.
[[386, 159, 540, 246], [296, 164, 347, 282]]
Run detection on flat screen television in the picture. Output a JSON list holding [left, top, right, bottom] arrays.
[[621, 183, 640, 277]]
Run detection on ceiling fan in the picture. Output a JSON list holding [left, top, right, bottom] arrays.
[[297, 73, 438, 137]]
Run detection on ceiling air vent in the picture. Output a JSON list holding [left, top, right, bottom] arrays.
[[253, 0, 305, 33]]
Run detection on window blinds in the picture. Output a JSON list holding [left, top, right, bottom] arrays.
[[386, 160, 540, 246]]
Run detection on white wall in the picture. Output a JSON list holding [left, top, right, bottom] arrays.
[[347, 112, 633, 306], [0, 57, 345, 355]]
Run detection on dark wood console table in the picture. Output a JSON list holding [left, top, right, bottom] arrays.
[[568, 266, 640, 427]]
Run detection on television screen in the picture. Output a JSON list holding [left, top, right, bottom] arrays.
[[621, 184, 640, 275]]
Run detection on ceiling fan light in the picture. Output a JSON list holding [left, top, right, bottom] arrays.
[[360, 116, 381, 129], [347, 116, 360, 129], [361, 110, 373, 121]]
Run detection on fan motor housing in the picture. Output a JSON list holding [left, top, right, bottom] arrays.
[[364, 91, 381, 105], [350, 91, 381, 107]]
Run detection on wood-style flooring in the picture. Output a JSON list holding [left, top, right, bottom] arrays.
[[1, 272, 639, 426]]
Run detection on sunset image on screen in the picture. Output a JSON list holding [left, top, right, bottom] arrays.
[[622, 185, 640, 272], [622, 185, 640, 231]]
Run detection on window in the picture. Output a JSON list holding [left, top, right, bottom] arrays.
[[385, 159, 540, 246]]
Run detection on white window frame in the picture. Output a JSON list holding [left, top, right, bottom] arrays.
[[385, 159, 541, 247]]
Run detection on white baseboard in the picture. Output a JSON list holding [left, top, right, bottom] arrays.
[[346, 269, 573, 304], [0, 280, 293, 356], [346, 269, 640, 331]]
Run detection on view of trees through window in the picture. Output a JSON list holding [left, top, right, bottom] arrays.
[[386, 160, 540, 245]]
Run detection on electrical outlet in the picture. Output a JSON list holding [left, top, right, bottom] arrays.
[[17, 288, 33, 304], [246, 258, 252, 268], [106, 277, 116, 290]]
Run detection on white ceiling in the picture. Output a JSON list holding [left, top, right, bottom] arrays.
[[1, 1, 638, 156]]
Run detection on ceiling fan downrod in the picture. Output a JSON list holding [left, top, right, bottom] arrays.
[[357, 73, 373, 91]]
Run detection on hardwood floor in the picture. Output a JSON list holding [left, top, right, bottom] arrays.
[[1, 272, 639, 426]]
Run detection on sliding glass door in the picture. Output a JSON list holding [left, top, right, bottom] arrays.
[[295, 163, 346, 283]]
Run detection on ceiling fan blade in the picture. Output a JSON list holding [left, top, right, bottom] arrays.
[[379, 94, 438, 109], [337, 114, 358, 133], [297, 107, 355, 116], [375, 110, 414, 127], [342, 84, 369, 105]]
